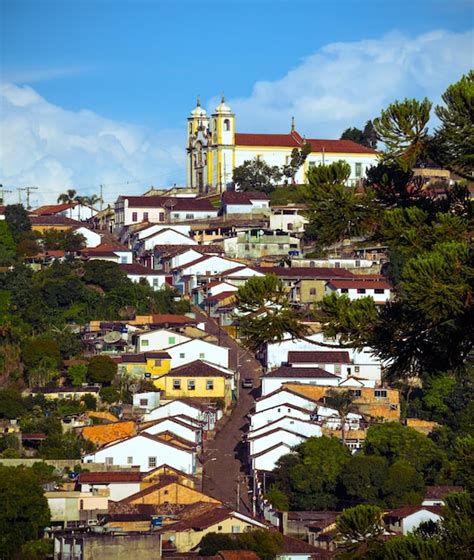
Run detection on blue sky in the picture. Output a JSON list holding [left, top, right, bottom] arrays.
[[1, 0, 473, 204]]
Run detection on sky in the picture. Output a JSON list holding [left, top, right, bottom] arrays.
[[0, 0, 473, 206]]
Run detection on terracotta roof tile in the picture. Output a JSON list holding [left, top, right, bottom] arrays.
[[264, 365, 339, 378], [222, 191, 269, 204], [82, 421, 137, 446], [79, 471, 142, 483], [385, 505, 442, 518], [328, 279, 391, 290], [254, 266, 355, 279], [288, 351, 351, 364], [168, 360, 232, 378]]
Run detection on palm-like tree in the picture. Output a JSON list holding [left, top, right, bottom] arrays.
[[325, 389, 357, 445], [57, 189, 77, 218]]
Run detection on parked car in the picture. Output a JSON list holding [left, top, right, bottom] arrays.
[[241, 377, 254, 388]]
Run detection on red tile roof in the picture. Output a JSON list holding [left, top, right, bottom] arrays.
[[264, 365, 339, 378], [288, 351, 351, 364], [79, 471, 142, 484], [121, 196, 216, 212], [202, 291, 236, 304], [168, 360, 232, 378], [218, 552, 260, 560], [33, 202, 78, 215], [385, 505, 442, 518], [83, 242, 129, 254], [222, 191, 269, 204], [30, 215, 81, 226], [234, 130, 376, 155]]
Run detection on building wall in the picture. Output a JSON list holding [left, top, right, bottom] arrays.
[[261, 375, 339, 396], [75, 227, 102, 247], [137, 331, 190, 353], [255, 391, 316, 414], [250, 407, 311, 430], [252, 445, 294, 471], [297, 279, 327, 304], [126, 482, 219, 506], [80, 482, 141, 502], [164, 340, 230, 369], [163, 375, 231, 407], [248, 417, 322, 439], [127, 273, 169, 290], [80, 533, 162, 560], [143, 419, 200, 443], [269, 211, 308, 233], [249, 430, 306, 455]]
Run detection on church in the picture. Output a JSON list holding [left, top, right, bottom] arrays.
[[186, 96, 378, 192]]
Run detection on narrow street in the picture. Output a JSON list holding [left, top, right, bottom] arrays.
[[193, 307, 262, 515]]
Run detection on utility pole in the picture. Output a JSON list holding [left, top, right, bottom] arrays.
[[0, 185, 12, 205], [17, 187, 22, 204], [19, 186, 38, 210], [236, 475, 240, 512]]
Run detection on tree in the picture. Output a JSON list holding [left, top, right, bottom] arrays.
[[433, 71, 474, 179], [99, 385, 120, 404], [338, 455, 388, 507], [452, 436, 474, 491], [304, 161, 376, 250], [22, 337, 61, 371], [362, 120, 378, 149], [87, 355, 117, 385], [0, 466, 51, 558], [382, 460, 425, 508], [57, 189, 77, 206], [238, 529, 284, 560], [0, 221, 16, 265], [68, 364, 87, 386], [273, 436, 351, 510], [264, 483, 289, 511], [335, 504, 384, 559], [373, 97, 432, 170], [233, 157, 282, 193], [281, 142, 312, 183], [324, 389, 356, 444], [341, 127, 364, 144], [439, 491, 474, 559], [4, 204, 31, 243], [198, 533, 239, 556], [41, 229, 86, 251], [364, 422, 447, 484]]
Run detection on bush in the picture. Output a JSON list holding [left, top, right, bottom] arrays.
[[99, 386, 120, 404], [87, 355, 117, 385]]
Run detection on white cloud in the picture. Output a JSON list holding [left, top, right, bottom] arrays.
[[1, 29, 472, 206], [224, 29, 473, 137], [0, 83, 185, 206]]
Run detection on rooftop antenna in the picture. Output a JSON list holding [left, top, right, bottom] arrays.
[[291, 116, 295, 133]]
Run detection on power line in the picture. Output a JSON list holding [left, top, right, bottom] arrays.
[[0, 184, 12, 205]]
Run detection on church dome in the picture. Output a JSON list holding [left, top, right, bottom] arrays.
[[214, 95, 232, 114], [190, 96, 207, 117]]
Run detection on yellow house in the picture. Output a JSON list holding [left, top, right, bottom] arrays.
[[163, 360, 234, 409], [161, 503, 266, 552], [118, 351, 172, 382], [141, 464, 197, 490]]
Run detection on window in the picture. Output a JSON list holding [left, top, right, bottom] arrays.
[[164, 489, 169, 495], [213, 120, 217, 131], [143, 212, 149, 221], [341, 288, 349, 294], [173, 213, 179, 219], [357, 288, 366, 294], [335, 261, 341, 268], [355, 162, 362, 177], [140, 399, 148, 406], [154, 359, 162, 367], [218, 525, 223, 531], [173, 379, 181, 390], [199, 352, 205, 359], [159, 212, 165, 222], [335, 364, 342, 374], [142, 340, 149, 347], [287, 223, 293, 230], [374, 288, 385, 294], [224, 119, 230, 131], [127, 456, 134, 464], [231, 526, 241, 533], [350, 389, 361, 398], [186, 213, 194, 219], [354, 366, 360, 373], [179, 352, 185, 359], [120, 257, 128, 264], [206, 380, 214, 390], [355, 260, 361, 267], [188, 380, 196, 391], [153, 278, 159, 287], [309, 288, 317, 296], [168, 336, 176, 345], [375, 390, 387, 398], [132, 212, 138, 222], [189, 123, 193, 134], [148, 456, 157, 468], [105, 457, 114, 466]]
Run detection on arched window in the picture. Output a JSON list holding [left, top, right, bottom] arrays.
[[213, 119, 217, 131], [224, 119, 230, 131], [189, 123, 193, 134]]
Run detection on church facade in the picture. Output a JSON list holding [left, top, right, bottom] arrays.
[[186, 97, 379, 192]]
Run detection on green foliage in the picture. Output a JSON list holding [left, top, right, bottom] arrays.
[[452, 436, 474, 491], [198, 533, 239, 555], [68, 364, 88, 386], [0, 465, 51, 559], [335, 504, 384, 559], [381, 534, 442, 560], [364, 422, 447, 484], [382, 460, 425, 508], [273, 436, 351, 510], [341, 121, 377, 148], [57, 189, 76, 205], [433, 71, 474, 179], [439, 491, 474, 558], [39, 423, 93, 459], [0, 388, 26, 419], [82, 394, 97, 411], [267, 185, 308, 205], [264, 483, 289, 511], [338, 455, 388, 507], [18, 539, 53, 560], [4, 204, 31, 243], [340, 127, 364, 144], [22, 337, 61, 370], [373, 97, 432, 170], [281, 142, 312, 183], [87, 355, 117, 385], [233, 157, 282, 193], [423, 375, 457, 417], [237, 529, 284, 560], [41, 229, 86, 251], [0, 221, 16, 265], [0, 433, 20, 455], [99, 385, 120, 404], [304, 161, 376, 249]]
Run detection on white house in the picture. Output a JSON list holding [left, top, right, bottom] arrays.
[[163, 338, 230, 369], [422, 486, 464, 507], [134, 329, 191, 353], [73, 226, 102, 248], [384, 506, 442, 535], [33, 201, 98, 221], [248, 416, 323, 440], [120, 263, 172, 290], [78, 471, 143, 502], [82, 243, 133, 264], [254, 388, 319, 414], [82, 433, 196, 473], [261, 365, 340, 396], [265, 333, 382, 383], [250, 403, 313, 431], [248, 428, 308, 457], [139, 227, 198, 252], [251, 442, 295, 472], [270, 205, 309, 233], [133, 391, 161, 412], [173, 255, 240, 278], [141, 416, 202, 444], [325, 279, 392, 303], [217, 264, 265, 286], [142, 399, 219, 430], [220, 191, 270, 215]]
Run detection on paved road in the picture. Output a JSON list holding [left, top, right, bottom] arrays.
[[193, 307, 262, 515]]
